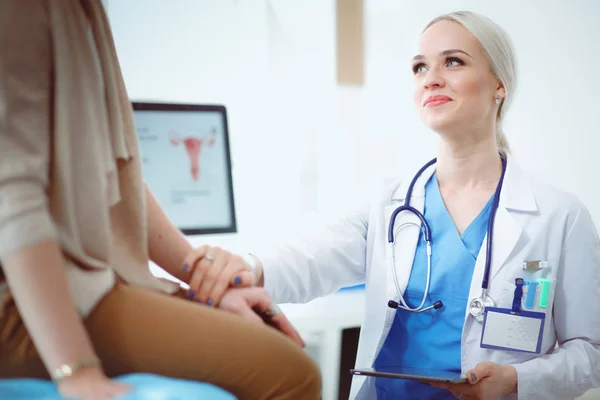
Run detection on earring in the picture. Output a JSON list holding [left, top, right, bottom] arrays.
[[495, 96, 501, 105]]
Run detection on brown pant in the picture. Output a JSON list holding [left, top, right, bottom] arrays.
[[0, 283, 321, 399]]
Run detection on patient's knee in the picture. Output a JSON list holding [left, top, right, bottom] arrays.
[[287, 350, 322, 399]]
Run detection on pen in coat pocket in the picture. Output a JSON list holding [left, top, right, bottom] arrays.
[[537, 278, 551, 309], [525, 280, 538, 310]]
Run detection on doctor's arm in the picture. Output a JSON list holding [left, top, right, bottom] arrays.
[[251, 205, 370, 304], [511, 204, 600, 400]]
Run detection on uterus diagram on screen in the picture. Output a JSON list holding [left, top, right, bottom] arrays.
[[169, 128, 217, 181]]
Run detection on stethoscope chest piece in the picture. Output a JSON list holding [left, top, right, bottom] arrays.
[[469, 294, 495, 323]]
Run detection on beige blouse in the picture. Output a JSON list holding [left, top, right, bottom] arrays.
[[0, 0, 178, 317]]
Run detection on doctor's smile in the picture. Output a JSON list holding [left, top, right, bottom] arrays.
[[423, 95, 453, 107]]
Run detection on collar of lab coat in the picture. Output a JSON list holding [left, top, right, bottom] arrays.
[[390, 155, 538, 213]]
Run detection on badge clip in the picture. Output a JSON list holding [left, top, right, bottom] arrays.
[[512, 278, 524, 313], [522, 260, 548, 271]]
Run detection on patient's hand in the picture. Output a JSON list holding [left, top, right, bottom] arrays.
[[58, 365, 131, 400], [219, 287, 305, 348], [182, 245, 255, 307]]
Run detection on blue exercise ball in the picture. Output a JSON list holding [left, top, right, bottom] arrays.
[[0, 373, 237, 400]]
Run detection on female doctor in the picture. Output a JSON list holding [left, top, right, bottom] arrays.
[[185, 10, 600, 400]]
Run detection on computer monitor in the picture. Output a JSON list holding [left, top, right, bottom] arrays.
[[131, 102, 237, 235]]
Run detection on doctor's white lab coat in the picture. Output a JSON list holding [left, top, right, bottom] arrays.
[[259, 157, 600, 400]]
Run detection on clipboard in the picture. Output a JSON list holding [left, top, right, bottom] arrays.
[[350, 366, 467, 384]]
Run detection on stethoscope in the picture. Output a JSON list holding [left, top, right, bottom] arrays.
[[387, 156, 507, 322]]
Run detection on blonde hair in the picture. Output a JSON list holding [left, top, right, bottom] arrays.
[[424, 11, 517, 155]]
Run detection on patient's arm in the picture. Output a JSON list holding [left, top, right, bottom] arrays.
[[145, 186, 255, 305], [145, 185, 194, 283], [2, 241, 100, 375]]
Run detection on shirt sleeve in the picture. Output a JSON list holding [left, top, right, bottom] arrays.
[[258, 203, 370, 304], [0, 0, 58, 261]]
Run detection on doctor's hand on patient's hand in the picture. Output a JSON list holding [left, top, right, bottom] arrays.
[[428, 362, 518, 400], [182, 245, 255, 307], [218, 287, 306, 348]]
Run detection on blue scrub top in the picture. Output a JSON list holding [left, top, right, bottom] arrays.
[[373, 174, 493, 400]]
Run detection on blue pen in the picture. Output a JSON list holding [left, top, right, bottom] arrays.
[[525, 280, 538, 309], [512, 278, 524, 313]]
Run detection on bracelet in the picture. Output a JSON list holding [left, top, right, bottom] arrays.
[[51, 357, 101, 383], [243, 253, 262, 284]]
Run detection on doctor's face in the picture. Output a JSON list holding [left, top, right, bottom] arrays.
[[412, 20, 502, 135]]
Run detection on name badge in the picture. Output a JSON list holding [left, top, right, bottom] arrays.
[[480, 307, 545, 354]]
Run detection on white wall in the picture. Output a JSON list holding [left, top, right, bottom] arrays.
[[106, 0, 600, 256]]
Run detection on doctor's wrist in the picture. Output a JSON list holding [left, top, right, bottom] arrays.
[[502, 365, 518, 394]]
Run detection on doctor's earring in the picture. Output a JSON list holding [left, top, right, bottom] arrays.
[[495, 96, 501, 105]]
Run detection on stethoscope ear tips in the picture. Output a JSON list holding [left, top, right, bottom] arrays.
[[387, 299, 444, 311]]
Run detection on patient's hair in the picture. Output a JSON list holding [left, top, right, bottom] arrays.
[[424, 11, 517, 155]]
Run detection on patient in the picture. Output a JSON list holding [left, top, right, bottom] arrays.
[[0, 1, 320, 399]]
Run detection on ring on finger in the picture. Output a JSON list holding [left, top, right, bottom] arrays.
[[204, 253, 214, 262]]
